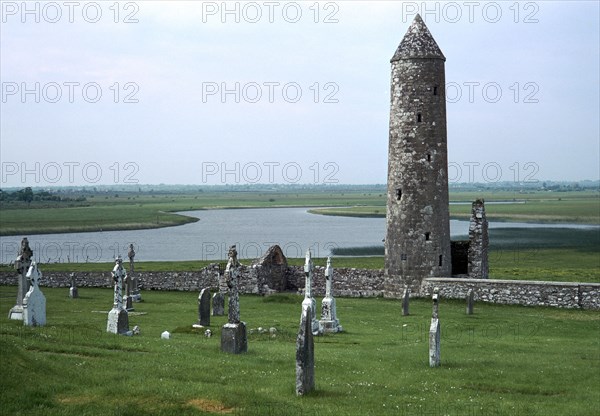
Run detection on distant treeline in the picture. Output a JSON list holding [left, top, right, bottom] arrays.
[[0, 187, 86, 203]]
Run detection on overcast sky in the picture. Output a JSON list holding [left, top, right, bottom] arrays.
[[1, 1, 598, 187]]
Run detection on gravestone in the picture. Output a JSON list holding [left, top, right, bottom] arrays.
[[402, 287, 410, 316], [213, 264, 226, 316], [124, 270, 134, 312], [23, 262, 46, 327], [107, 256, 129, 335], [319, 257, 342, 333], [128, 244, 142, 302], [301, 249, 321, 335], [429, 288, 441, 367], [296, 304, 315, 396], [466, 289, 474, 315], [69, 273, 79, 299], [198, 288, 211, 326], [212, 293, 225, 316], [8, 238, 33, 320], [221, 245, 247, 354], [128, 243, 135, 273]]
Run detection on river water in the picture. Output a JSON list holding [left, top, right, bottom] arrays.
[[0, 207, 596, 263]]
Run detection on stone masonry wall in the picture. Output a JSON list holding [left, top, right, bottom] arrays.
[[1, 268, 597, 310], [420, 278, 600, 310]]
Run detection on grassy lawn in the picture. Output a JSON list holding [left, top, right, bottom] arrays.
[[0, 287, 598, 415]]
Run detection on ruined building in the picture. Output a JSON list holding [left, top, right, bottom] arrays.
[[384, 14, 452, 296]]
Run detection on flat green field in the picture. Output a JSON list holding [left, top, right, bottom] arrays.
[[1, 288, 598, 416], [2, 189, 598, 235], [309, 191, 600, 224], [0, 190, 385, 236]]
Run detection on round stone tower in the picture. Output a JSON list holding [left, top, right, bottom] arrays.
[[384, 14, 451, 296]]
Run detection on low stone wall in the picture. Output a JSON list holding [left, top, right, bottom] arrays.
[[1, 268, 598, 310], [420, 278, 600, 310]]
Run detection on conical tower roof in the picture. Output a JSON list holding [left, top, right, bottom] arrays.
[[391, 14, 445, 62]]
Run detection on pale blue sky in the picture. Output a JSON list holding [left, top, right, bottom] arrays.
[[1, 1, 598, 186]]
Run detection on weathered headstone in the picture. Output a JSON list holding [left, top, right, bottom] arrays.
[[402, 287, 410, 316], [198, 288, 211, 326], [69, 273, 79, 299], [212, 292, 225, 316], [8, 238, 33, 320], [468, 199, 489, 279], [429, 287, 441, 367], [128, 244, 142, 302], [128, 243, 135, 273], [107, 256, 129, 335], [319, 257, 342, 333], [221, 245, 247, 354], [296, 304, 315, 396], [23, 262, 46, 327], [466, 289, 474, 315], [124, 269, 134, 312], [301, 249, 321, 335]]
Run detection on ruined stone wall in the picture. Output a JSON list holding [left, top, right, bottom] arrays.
[[468, 199, 489, 278], [420, 278, 600, 310], [1, 269, 597, 310]]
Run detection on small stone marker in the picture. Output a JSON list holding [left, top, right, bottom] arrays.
[[319, 257, 342, 333], [212, 293, 225, 316], [69, 273, 79, 299], [466, 289, 474, 315], [128, 243, 135, 273], [296, 304, 315, 396], [128, 244, 142, 302], [107, 256, 129, 335], [301, 249, 321, 335], [221, 245, 247, 354], [124, 271, 134, 312], [429, 287, 441, 367], [402, 286, 410, 316], [23, 262, 46, 327], [8, 237, 33, 320], [198, 288, 211, 326]]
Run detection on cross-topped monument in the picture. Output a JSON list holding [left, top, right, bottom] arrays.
[[221, 245, 247, 354], [107, 256, 129, 334], [23, 261, 46, 327], [302, 249, 321, 335], [319, 257, 342, 333], [8, 237, 33, 320]]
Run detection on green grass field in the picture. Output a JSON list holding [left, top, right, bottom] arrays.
[[309, 191, 600, 224], [0, 190, 386, 236], [1, 288, 598, 415], [2, 189, 598, 235]]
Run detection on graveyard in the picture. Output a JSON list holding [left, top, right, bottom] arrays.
[[1, 285, 598, 416], [1, 8, 599, 416]]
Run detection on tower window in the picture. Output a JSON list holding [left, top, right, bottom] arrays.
[[438, 255, 443, 267], [433, 86, 438, 95], [425, 232, 430, 241], [401, 253, 407, 261], [417, 113, 422, 123], [395, 188, 402, 200], [427, 153, 431, 162]]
